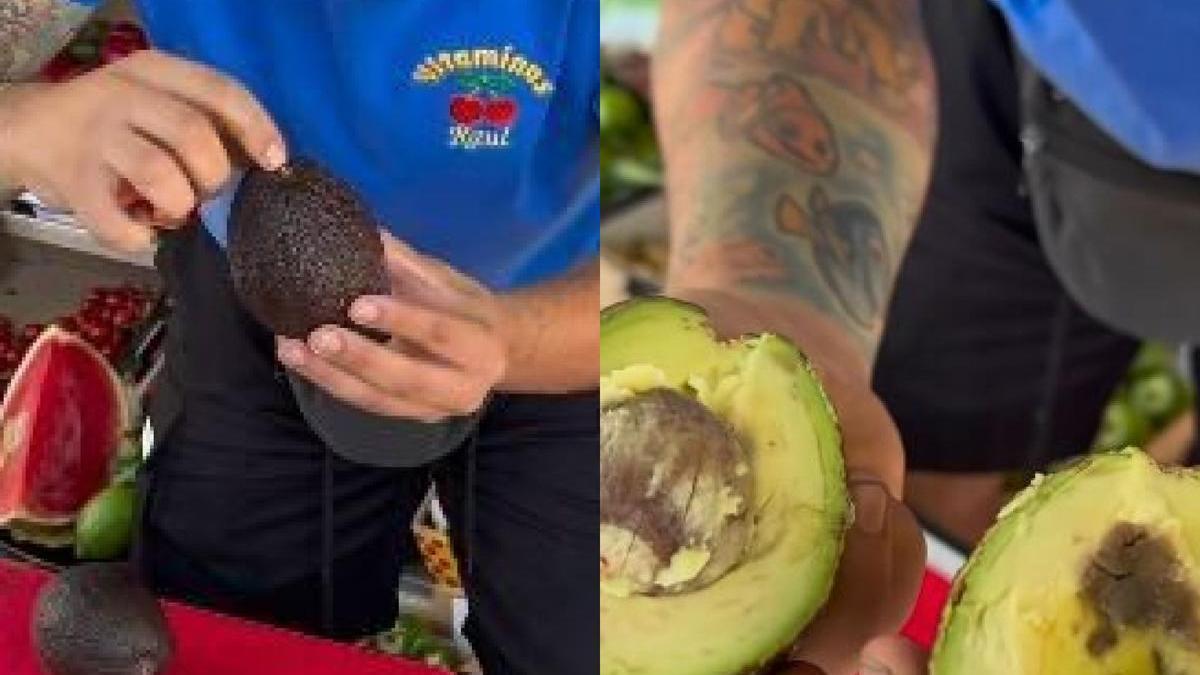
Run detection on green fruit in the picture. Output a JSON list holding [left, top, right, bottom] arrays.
[[599, 84, 645, 137], [1128, 371, 1187, 427], [1094, 398, 1151, 451], [75, 483, 137, 561], [1130, 342, 1175, 378], [932, 449, 1200, 674], [34, 563, 173, 675], [600, 298, 848, 675], [229, 159, 390, 340]]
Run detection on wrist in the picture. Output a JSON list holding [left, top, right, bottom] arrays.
[[665, 284, 873, 384], [493, 293, 532, 390]]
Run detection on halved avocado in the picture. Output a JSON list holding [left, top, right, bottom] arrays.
[[933, 448, 1200, 674], [600, 297, 848, 675]]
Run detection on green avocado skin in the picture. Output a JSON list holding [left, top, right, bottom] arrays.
[[229, 159, 390, 339], [34, 563, 174, 675]]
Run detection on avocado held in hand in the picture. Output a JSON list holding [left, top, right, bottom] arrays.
[[34, 563, 174, 675], [229, 159, 390, 339], [599, 298, 848, 675], [933, 448, 1200, 674]]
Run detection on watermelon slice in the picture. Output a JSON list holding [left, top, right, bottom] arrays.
[[0, 327, 125, 526]]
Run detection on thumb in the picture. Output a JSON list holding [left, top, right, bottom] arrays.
[[379, 231, 487, 307], [380, 231, 447, 293], [789, 475, 925, 674]]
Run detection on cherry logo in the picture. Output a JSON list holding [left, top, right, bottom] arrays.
[[485, 97, 518, 126], [449, 94, 484, 125]]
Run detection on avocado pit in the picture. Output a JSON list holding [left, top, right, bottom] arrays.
[[600, 388, 753, 596], [1080, 521, 1200, 657]]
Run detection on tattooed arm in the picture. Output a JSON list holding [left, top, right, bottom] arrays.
[[657, 0, 935, 365], [655, 4, 935, 672]]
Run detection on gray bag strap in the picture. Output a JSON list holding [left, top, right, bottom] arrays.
[[1015, 48, 1200, 343], [287, 373, 481, 468]]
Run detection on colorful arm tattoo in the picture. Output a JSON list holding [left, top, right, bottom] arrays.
[[656, 0, 936, 358]]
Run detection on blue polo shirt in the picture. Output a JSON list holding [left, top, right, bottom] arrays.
[[75, 0, 599, 290]]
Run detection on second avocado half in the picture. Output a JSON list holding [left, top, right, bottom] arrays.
[[229, 159, 389, 339], [934, 448, 1200, 674]]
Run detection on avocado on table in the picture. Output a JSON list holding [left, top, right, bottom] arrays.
[[34, 562, 173, 675], [599, 298, 848, 675], [933, 448, 1200, 674]]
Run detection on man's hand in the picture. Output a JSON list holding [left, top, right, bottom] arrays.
[[0, 50, 285, 252], [276, 233, 508, 422], [673, 287, 926, 675]]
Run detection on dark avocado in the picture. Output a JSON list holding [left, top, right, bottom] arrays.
[[228, 158, 390, 339], [34, 563, 174, 675]]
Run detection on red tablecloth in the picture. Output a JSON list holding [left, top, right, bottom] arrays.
[[0, 560, 448, 675]]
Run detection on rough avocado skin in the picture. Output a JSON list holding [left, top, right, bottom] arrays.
[[229, 158, 390, 339], [34, 562, 174, 675]]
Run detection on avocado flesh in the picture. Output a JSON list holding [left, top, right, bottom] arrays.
[[34, 562, 173, 675], [600, 298, 848, 675], [229, 159, 390, 339], [933, 449, 1200, 675]]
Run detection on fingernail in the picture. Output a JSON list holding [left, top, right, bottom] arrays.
[[351, 299, 380, 324], [861, 657, 894, 675], [850, 478, 889, 536], [310, 329, 342, 356], [264, 141, 287, 170], [277, 342, 304, 367]]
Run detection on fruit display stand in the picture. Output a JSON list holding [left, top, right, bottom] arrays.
[[0, 560, 449, 675]]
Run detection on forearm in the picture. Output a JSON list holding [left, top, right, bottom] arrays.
[[496, 258, 599, 393], [657, 0, 935, 361]]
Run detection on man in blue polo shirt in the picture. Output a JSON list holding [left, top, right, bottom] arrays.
[[0, 2, 597, 673]]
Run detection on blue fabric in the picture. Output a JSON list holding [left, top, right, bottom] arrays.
[[114, 1, 598, 290], [990, 0, 1200, 175]]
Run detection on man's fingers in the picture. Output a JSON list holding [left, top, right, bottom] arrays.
[[349, 296, 503, 372], [304, 327, 487, 415], [276, 337, 451, 422], [789, 479, 926, 675], [78, 170, 158, 253], [101, 128, 196, 222], [126, 93, 232, 196], [113, 50, 286, 170]]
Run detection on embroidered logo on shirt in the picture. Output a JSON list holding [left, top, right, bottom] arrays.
[[412, 46, 554, 151]]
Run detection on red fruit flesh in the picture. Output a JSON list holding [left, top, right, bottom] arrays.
[[0, 327, 125, 525]]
